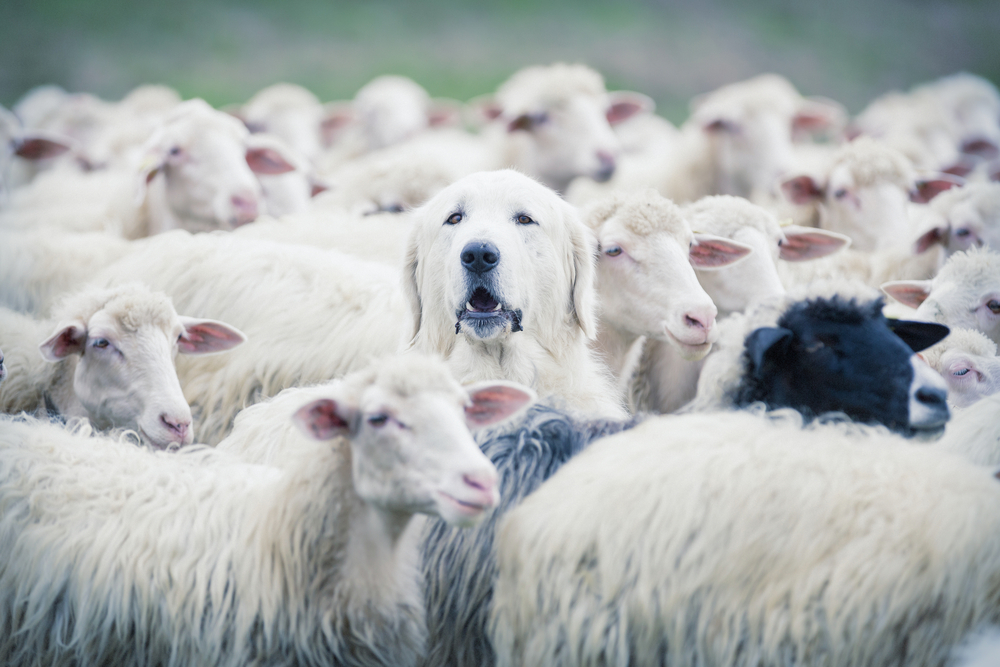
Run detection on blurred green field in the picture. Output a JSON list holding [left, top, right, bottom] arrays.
[[2, 0, 999, 123]]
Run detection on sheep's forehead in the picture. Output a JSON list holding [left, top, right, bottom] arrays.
[[933, 249, 1000, 293], [497, 64, 606, 115], [695, 75, 801, 120], [683, 195, 779, 239], [353, 356, 467, 411], [925, 328, 997, 368], [830, 138, 913, 190]]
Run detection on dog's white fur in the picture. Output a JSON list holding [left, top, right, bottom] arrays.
[[404, 170, 627, 418]]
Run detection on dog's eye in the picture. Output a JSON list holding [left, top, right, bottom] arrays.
[[604, 246, 622, 257], [988, 299, 1000, 314], [445, 213, 463, 225], [516, 214, 536, 225]]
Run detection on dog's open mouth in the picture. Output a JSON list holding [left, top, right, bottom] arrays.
[[455, 287, 523, 336]]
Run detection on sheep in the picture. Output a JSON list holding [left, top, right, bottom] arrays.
[[420, 404, 639, 667], [631, 195, 850, 414], [0, 229, 134, 315], [403, 169, 629, 419], [0, 353, 532, 667], [91, 230, 410, 444], [579, 191, 755, 389], [473, 63, 650, 192], [934, 390, 1000, 467], [235, 82, 327, 163], [0, 283, 245, 448], [0, 104, 73, 199], [915, 72, 1000, 161], [566, 73, 846, 206], [489, 408, 1000, 667], [0, 99, 298, 238], [921, 327, 1000, 408], [912, 182, 1000, 257], [882, 247, 1000, 346], [688, 281, 951, 438]]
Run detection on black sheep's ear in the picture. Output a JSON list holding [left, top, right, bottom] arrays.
[[887, 320, 950, 352], [745, 327, 793, 371]]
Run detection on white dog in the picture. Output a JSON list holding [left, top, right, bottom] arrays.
[[404, 169, 626, 418]]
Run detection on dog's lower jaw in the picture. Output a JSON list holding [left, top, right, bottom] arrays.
[[455, 309, 524, 338]]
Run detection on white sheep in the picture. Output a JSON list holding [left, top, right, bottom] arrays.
[[915, 72, 1000, 161], [92, 230, 410, 443], [0, 99, 298, 238], [0, 104, 73, 199], [0, 283, 245, 447], [935, 392, 1000, 467], [490, 409, 1000, 667], [913, 182, 1000, 256], [882, 247, 1000, 346], [566, 73, 846, 206], [236, 82, 326, 163], [580, 191, 754, 391], [921, 327, 1000, 408], [632, 195, 850, 414], [0, 353, 531, 667]]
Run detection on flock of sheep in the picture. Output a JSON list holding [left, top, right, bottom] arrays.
[[1, 62, 1000, 666]]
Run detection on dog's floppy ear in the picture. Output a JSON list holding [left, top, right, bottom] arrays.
[[566, 206, 599, 340], [402, 225, 423, 345]]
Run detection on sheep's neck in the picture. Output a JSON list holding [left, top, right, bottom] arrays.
[[594, 322, 643, 381], [337, 502, 420, 607], [48, 357, 87, 419]]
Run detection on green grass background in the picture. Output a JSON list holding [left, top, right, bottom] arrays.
[[2, 0, 999, 123]]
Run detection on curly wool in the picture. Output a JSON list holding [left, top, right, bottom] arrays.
[[922, 327, 997, 371], [496, 63, 607, 116], [581, 189, 688, 238], [831, 136, 915, 190], [682, 194, 781, 238]]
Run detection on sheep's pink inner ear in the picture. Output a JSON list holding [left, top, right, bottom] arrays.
[[910, 175, 964, 203], [881, 280, 933, 309], [427, 103, 462, 128], [246, 147, 296, 175], [779, 227, 851, 261], [39, 321, 87, 362], [465, 382, 535, 429], [310, 178, 330, 197], [293, 399, 354, 440], [320, 107, 354, 146], [605, 92, 653, 126], [14, 136, 72, 160], [689, 234, 753, 270], [177, 317, 247, 355], [781, 175, 824, 205], [703, 118, 735, 133], [914, 226, 949, 254]]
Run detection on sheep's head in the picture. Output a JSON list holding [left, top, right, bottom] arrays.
[[39, 284, 246, 448]]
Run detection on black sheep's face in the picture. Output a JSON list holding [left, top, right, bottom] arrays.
[[737, 298, 951, 438]]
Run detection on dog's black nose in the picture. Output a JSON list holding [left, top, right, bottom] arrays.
[[461, 241, 501, 274]]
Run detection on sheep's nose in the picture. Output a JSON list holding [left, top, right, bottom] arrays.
[[160, 414, 191, 443], [594, 150, 617, 182], [683, 307, 717, 335], [461, 242, 501, 274], [230, 193, 259, 226]]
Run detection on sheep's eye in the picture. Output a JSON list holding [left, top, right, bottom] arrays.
[[92, 338, 110, 349], [955, 228, 971, 237], [516, 214, 536, 225], [833, 188, 848, 199], [385, 204, 405, 214], [604, 246, 622, 257], [169, 146, 182, 156], [367, 414, 389, 428], [953, 368, 970, 376], [988, 300, 1000, 314], [445, 212, 463, 225]]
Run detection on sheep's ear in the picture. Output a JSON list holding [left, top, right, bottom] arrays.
[[466, 95, 503, 128], [464, 381, 536, 430], [913, 225, 949, 254], [427, 98, 463, 128], [245, 144, 297, 175], [690, 233, 754, 270], [309, 176, 331, 198], [943, 155, 977, 178], [606, 91, 654, 126], [177, 317, 247, 355], [39, 320, 88, 361], [881, 280, 933, 309], [779, 226, 851, 261], [320, 102, 354, 146], [887, 319, 950, 353], [781, 175, 825, 205], [792, 96, 846, 139], [702, 117, 738, 134], [293, 398, 357, 440], [402, 227, 423, 345], [568, 214, 599, 340], [910, 174, 964, 203], [13, 134, 73, 160], [745, 326, 793, 372]]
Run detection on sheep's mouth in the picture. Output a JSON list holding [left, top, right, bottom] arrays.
[[455, 287, 523, 338]]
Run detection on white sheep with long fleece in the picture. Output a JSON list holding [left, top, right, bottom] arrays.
[[404, 169, 628, 419], [633, 195, 851, 414], [883, 247, 1000, 346], [565, 73, 846, 206], [91, 230, 411, 444], [0, 229, 134, 316], [0, 353, 531, 667], [0, 99, 299, 238], [935, 392, 1000, 467], [489, 409, 1000, 667], [0, 283, 245, 448], [579, 190, 754, 386], [921, 327, 1000, 408]]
